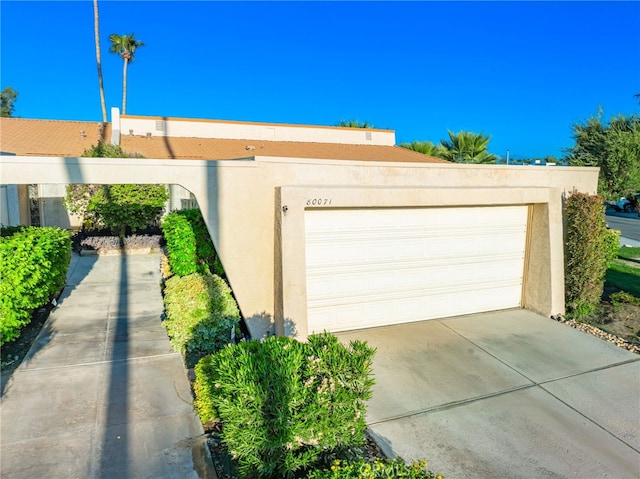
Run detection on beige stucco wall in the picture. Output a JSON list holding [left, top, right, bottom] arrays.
[[276, 186, 564, 339], [120, 115, 396, 145], [0, 155, 599, 339]]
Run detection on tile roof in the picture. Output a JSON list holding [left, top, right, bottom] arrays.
[[1, 118, 111, 157], [0, 117, 448, 164], [120, 135, 448, 163]]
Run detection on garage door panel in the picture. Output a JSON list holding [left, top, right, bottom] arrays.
[[305, 206, 528, 333], [308, 277, 524, 307], [308, 256, 525, 294]]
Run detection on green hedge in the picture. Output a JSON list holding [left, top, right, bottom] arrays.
[[163, 272, 240, 367], [565, 191, 619, 318], [0, 227, 71, 345], [194, 333, 375, 478], [177, 209, 218, 268], [161, 212, 199, 276], [161, 208, 224, 278], [307, 458, 443, 479], [66, 184, 168, 237]]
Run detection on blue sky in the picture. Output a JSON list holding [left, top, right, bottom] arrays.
[[1, 1, 638, 159]]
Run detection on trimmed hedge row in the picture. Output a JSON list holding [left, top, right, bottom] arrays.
[[163, 272, 240, 367], [565, 191, 620, 318], [0, 227, 71, 345], [194, 333, 376, 479], [161, 209, 223, 277]]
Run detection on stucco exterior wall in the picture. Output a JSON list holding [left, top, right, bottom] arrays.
[[120, 115, 396, 146], [0, 155, 599, 339]]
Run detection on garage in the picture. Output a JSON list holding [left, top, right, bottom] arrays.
[[305, 205, 529, 333]]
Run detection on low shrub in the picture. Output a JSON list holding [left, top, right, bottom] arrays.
[[564, 191, 616, 318], [194, 333, 375, 479], [307, 458, 443, 479], [163, 273, 240, 367], [162, 209, 224, 277], [0, 227, 71, 345]]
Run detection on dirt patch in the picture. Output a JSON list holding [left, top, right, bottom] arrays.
[[594, 299, 640, 343], [554, 256, 640, 354], [0, 302, 54, 376]]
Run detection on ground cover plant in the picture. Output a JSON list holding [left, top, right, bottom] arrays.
[[0, 227, 71, 345], [194, 333, 375, 479], [307, 458, 443, 479], [75, 233, 163, 251], [163, 272, 240, 367]]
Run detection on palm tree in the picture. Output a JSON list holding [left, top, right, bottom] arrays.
[[109, 33, 144, 115], [94, 0, 107, 122], [336, 119, 375, 128], [439, 130, 498, 164], [400, 140, 445, 158]]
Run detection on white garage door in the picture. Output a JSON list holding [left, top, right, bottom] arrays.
[[305, 206, 528, 333]]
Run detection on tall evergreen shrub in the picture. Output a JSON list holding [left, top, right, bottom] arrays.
[[564, 191, 619, 318]]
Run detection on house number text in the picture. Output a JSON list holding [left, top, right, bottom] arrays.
[[306, 198, 332, 206]]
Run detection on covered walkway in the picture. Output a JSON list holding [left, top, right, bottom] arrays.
[[0, 253, 215, 478]]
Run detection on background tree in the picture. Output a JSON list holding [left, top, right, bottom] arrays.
[[65, 142, 168, 237], [1, 86, 18, 117], [400, 140, 445, 159], [92, 184, 168, 238], [438, 130, 498, 164], [94, 0, 107, 122], [336, 119, 375, 128], [108, 33, 144, 115], [565, 111, 640, 200]]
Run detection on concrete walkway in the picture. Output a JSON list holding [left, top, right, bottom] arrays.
[[338, 310, 640, 479], [1, 253, 215, 479]]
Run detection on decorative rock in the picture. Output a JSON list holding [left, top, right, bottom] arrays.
[[553, 315, 640, 355]]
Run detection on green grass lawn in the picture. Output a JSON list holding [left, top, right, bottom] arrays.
[[618, 246, 640, 261], [606, 246, 640, 297]]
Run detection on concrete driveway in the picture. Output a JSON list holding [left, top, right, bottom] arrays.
[[337, 309, 640, 478]]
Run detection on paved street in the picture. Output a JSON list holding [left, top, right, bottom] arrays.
[[606, 210, 640, 245]]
